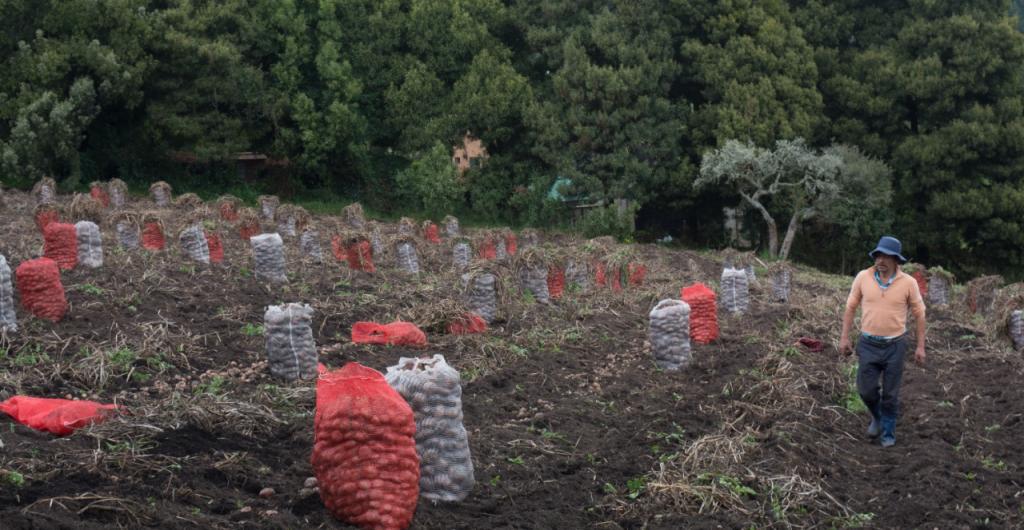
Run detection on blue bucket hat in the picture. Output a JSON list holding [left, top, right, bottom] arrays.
[[869, 236, 907, 264]]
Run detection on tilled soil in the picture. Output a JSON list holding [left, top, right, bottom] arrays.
[[0, 189, 1022, 529]]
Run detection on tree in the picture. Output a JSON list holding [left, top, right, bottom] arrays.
[[528, 0, 689, 207], [679, 0, 825, 147], [394, 141, 463, 218], [696, 138, 848, 260]]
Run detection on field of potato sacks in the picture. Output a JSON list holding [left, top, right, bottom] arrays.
[[0, 179, 1022, 529]]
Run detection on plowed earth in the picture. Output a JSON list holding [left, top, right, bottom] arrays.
[[0, 189, 1021, 529]]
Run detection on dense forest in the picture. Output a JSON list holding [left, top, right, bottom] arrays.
[[2, 0, 1023, 279]]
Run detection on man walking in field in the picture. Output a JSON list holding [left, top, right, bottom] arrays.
[[839, 236, 927, 447]]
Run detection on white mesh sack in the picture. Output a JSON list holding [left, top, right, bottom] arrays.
[[495, 239, 508, 260], [370, 226, 384, 257], [264, 303, 318, 381], [300, 229, 323, 263], [0, 255, 17, 332], [519, 266, 549, 304], [566, 260, 590, 292], [278, 216, 297, 237], [75, 221, 104, 268], [444, 216, 460, 238], [453, 241, 470, 271], [771, 268, 791, 303], [1010, 310, 1023, 351], [385, 355, 474, 502], [179, 224, 210, 264], [928, 276, 950, 306], [649, 299, 691, 371], [116, 220, 140, 250], [463, 272, 497, 324], [251, 233, 288, 283], [720, 267, 749, 314], [396, 241, 420, 274]]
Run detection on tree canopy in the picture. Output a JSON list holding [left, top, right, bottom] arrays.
[[1, 0, 1023, 279]]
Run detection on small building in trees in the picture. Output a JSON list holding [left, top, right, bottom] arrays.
[[452, 133, 488, 175]]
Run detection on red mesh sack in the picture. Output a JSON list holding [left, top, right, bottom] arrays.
[[423, 223, 441, 244], [331, 235, 346, 262], [608, 266, 623, 292], [681, 283, 719, 344], [206, 231, 224, 263], [912, 270, 928, 299], [142, 221, 165, 251], [312, 363, 419, 530], [448, 313, 488, 335], [352, 322, 428, 347], [90, 185, 110, 208], [35, 209, 60, 232], [239, 222, 260, 242], [594, 262, 607, 287], [16, 258, 67, 322], [628, 263, 647, 286], [346, 240, 376, 272], [0, 396, 117, 436], [478, 238, 497, 260], [219, 202, 239, 221], [43, 222, 78, 270], [548, 266, 566, 299], [505, 233, 518, 255]]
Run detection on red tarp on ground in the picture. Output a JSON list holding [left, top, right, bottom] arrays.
[[0, 396, 118, 436], [351, 321, 428, 347]]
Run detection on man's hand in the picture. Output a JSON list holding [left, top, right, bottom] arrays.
[[914, 345, 926, 366], [839, 336, 853, 356]]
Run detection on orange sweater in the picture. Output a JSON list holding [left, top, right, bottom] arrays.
[[845, 267, 926, 337]]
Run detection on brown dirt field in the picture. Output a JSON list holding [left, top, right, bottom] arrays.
[[0, 189, 1022, 529]]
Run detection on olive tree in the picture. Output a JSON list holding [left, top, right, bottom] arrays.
[[696, 138, 846, 260]]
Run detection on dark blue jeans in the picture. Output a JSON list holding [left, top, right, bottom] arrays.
[[856, 335, 907, 421]]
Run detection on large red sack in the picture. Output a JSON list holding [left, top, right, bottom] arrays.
[[35, 209, 60, 232], [478, 238, 497, 260], [912, 270, 928, 299], [352, 322, 427, 347], [548, 266, 565, 299], [505, 233, 518, 255], [90, 185, 110, 208], [423, 223, 441, 244], [594, 262, 607, 287], [628, 263, 647, 286], [206, 231, 224, 263], [346, 240, 376, 272], [0, 396, 117, 436], [43, 222, 78, 270], [15, 258, 67, 322], [219, 202, 239, 221], [608, 266, 623, 292], [331, 235, 346, 262], [142, 221, 165, 251], [312, 363, 419, 530], [448, 313, 488, 335], [681, 283, 719, 344], [239, 222, 260, 242]]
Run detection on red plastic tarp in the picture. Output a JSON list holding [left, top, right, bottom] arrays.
[[448, 313, 488, 335], [351, 321, 428, 347], [0, 396, 118, 436]]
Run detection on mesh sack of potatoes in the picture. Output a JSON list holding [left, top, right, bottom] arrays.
[[386, 355, 474, 502]]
